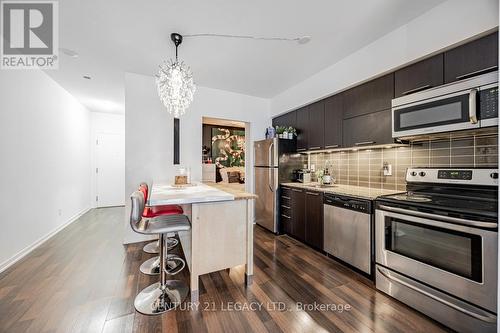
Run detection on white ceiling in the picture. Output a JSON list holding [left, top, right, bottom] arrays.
[[46, 0, 447, 114]]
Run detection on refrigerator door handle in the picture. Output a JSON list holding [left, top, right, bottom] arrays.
[[268, 167, 274, 192], [268, 141, 274, 167], [268, 141, 275, 192]]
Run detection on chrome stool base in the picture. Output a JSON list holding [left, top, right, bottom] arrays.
[[143, 238, 178, 254], [134, 281, 189, 315], [143, 241, 159, 254], [139, 254, 185, 275]]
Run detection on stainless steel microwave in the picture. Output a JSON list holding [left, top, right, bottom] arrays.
[[392, 71, 498, 139]]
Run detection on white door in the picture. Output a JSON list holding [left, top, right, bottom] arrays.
[[96, 133, 125, 207]]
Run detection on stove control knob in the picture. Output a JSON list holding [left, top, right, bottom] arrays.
[[410, 171, 417, 177], [419, 171, 426, 177], [490, 172, 498, 179]]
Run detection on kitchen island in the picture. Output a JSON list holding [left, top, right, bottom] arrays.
[[149, 182, 256, 303]]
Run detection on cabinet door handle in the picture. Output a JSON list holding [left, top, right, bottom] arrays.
[[309, 146, 322, 150], [355, 141, 375, 146], [456, 66, 498, 80], [282, 196, 290, 199], [324, 144, 339, 149], [401, 84, 431, 96], [281, 205, 291, 209], [306, 192, 320, 196], [281, 214, 291, 219]]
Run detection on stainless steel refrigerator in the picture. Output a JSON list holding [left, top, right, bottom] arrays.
[[254, 138, 299, 233]]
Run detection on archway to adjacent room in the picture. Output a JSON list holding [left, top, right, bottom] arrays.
[[201, 117, 248, 189]]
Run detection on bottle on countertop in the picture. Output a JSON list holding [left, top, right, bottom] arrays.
[[323, 167, 332, 185]]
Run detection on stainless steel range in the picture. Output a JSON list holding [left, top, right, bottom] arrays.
[[375, 168, 498, 333]]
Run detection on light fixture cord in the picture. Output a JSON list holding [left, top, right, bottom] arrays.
[[183, 33, 302, 42]]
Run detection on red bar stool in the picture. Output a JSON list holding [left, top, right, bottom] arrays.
[[139, 183, 183, 254], [138, 183, 185, 276]]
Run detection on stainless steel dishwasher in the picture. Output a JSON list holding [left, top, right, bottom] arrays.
[[323, 193, 372, 274]]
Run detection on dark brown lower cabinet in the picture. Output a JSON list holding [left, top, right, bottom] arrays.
[[280, 187, 293, 235], [291, 188, 306, 241], [305, 191, 324, 250], [281, 187, 323, 250]]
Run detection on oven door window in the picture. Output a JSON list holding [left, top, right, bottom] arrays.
[[394, 94, 469, 132], [385, 219, 482, 282]]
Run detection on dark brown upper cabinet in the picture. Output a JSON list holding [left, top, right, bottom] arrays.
[[342, 109, 392, 147], [272, 110, 296, 129], [324, 94, 343, 149], [395, 54, 444, 97], [296, 107, 309, 151], [444, 32, 498, 84], [343, 73, 394, 119], [307, 101, 325, 150], [304, 191, 323, 250]]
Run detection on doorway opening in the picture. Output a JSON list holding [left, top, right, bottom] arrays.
[[202, 117, 247, 186]]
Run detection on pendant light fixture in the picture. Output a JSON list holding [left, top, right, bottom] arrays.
[[156, 33, 196, 117]]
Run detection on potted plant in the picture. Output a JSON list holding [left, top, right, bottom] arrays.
[[275, 126, 285, 138], [287, 127, 296, 139], [283, 127, 289, 138]]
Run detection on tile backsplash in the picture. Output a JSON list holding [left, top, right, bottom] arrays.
[[307, 133, 498, 191]]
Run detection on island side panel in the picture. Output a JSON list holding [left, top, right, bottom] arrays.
[[245, 199, 254, 285], [190, 203, 200, 303], [192, 199, 247, 274], [178, 204, 192, 272]]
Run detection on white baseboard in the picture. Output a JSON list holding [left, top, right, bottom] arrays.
[[0, 206, 92, 274]]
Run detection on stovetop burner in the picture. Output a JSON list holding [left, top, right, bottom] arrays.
[[379, 191, 498, 220], [377, 168, 499, 221], [390, 194, 433, 203]]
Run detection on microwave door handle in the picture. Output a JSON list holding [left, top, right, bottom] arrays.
[[377, 267, 497, 323], [469, 88, 478, 124]]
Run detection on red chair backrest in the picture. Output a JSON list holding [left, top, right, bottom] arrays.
[[139, 184, 148, 201]]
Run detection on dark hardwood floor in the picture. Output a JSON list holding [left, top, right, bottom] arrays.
[[0, 207, 450, 333]]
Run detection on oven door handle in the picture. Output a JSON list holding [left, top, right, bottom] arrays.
[[377, 267, 497, 323], [378, 205, 498, 229]]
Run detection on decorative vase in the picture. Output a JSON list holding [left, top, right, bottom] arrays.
[[283, 131, 288, 139], [288, 133, 293, 139]]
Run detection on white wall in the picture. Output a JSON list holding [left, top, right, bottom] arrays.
[[90, 112, 125, 207], [125, 72, 270, 244], [271, 0, 499, 116], [0, 69, 91, 272]]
